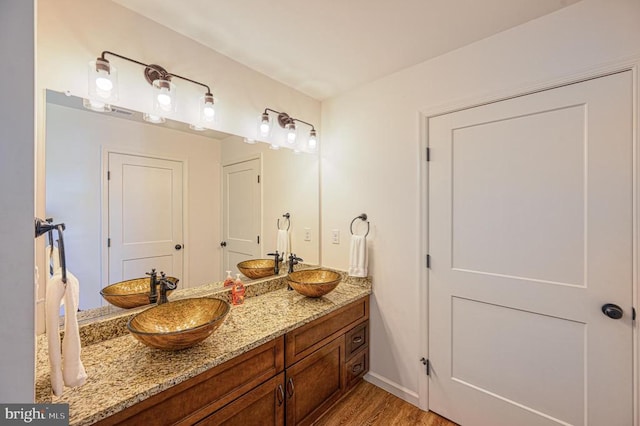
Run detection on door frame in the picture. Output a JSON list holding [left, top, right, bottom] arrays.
[[100, 147, 189, 294], [418, 58, 640, 424]]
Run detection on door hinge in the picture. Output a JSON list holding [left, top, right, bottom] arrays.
[[426, 147, 431, 162], [257, 174, 260, 183], [420, 357, 430, 376], [107, 238, 111, 248], [107, 171, 111, 180], [633, 307, 636, 321], [426, 254, 431, 269], [257, 235, 260, 244]]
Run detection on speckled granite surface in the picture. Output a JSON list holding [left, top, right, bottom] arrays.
[[35, 272, 371, 426]]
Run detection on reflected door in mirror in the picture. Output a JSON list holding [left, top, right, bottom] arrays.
[[223, 158, 261, 274], [108, 153, 184, 284]]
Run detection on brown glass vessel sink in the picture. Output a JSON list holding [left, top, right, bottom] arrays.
[[287, 269, 342, 298], [100, 276, 178, 309], [237, 259, 281, 279], [127, 297, 230, 350]]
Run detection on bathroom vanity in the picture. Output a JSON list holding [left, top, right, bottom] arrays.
[[35, 273, 370, 426]]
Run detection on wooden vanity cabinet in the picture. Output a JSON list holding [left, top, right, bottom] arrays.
[[96, 296, 369, 426], [283, 296, 369, 425]]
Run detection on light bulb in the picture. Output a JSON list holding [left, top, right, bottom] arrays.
[[200, 93, 215, 123], [286, 122, 296, 144], [88, 58, 118, 102], [152, 79, 176, 115], [259, 112, 270, 137], [308, 129, 318, 151]]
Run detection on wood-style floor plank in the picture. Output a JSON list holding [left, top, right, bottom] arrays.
[[314, 380, 458, 426]]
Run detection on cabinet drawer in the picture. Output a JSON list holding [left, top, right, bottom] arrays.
[[196, 372, 285, 426], [345, 320, 368, 359], [286, 296, 369, 366], [345, 347, 368, 389], [96, 337, 284, 426]]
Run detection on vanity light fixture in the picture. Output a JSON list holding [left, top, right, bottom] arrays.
[[259, 108, 318, 151], [86, 51, 215, 124]]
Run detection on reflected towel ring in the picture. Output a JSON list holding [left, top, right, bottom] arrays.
[[278, 213, 291, 231], [350, 213, 370, 238]]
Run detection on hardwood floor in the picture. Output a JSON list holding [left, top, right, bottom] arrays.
[[314, 380, 458, 426]]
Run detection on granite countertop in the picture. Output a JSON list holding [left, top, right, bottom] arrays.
[[35, 273, 371, 426]]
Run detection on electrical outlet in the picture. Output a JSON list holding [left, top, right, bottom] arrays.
[[304, 228, 311, 242], [331, 229, 340, 244]]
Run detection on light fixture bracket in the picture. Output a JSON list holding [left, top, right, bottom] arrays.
[[277, 112, 294, 128], [144, 64, 171, 85]]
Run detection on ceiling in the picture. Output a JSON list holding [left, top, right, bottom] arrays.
[[112, 0, 580, 101]]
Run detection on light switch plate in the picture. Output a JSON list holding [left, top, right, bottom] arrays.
[[331, 229, 340, 244], [304, 227, 311, 242]]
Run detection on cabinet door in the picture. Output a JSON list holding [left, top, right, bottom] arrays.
[[197, 372, 285, 426], [285, 336, 345, 426]]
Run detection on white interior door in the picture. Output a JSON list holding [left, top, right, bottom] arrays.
[[222, 158, 261, 274], [108, 153, 183, 286], [428, 71, 634, 426]]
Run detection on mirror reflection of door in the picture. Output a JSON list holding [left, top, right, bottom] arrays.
[[107, 152, 184, 287], [222, 158, 261, 275]]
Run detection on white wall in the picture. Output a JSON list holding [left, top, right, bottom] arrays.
[[0, 0, 35, 402], [45, 103, 222, 310], [320, 0, 640, 406], [221, 137, 320, 265]]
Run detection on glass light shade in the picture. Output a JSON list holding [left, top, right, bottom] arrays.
[[88, 59, 118, 103], [244, 138, 256, 144], [200, 94, 215, 123], [259, 112, 271, 138], [152, 79, 176, 115], [286, 122, 297, 144], [308, 130, 318, 152], [82, 98, 112, 112], [189, 123, 206, 131], [269, 143, 281, 150], [143, 113, 166, 124]]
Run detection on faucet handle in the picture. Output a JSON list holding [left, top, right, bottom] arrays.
[[145, 268, 157, 277]]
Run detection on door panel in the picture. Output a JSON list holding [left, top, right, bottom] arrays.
[[428, 71, 634, 426], [108, 153, 183, 286], [222, 159, 261, 274]]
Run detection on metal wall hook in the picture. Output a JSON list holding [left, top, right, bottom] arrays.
[[278, 213, 291, 231], [350, 213, 370, 238]]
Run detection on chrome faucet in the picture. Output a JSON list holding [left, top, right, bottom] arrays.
[[267, 250, 283, 274], [146, 269, 158, 304], [157, 272, 178, 305]]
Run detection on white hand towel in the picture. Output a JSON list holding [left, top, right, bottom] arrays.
[[61, 271, 87, 388], [45, 271, 66, 396], [46, 270, 87, 396], [348, 235, 368, 277], [276, 229, 290, 262]]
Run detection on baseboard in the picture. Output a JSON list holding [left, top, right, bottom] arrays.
[[364, 372, 420, 407]]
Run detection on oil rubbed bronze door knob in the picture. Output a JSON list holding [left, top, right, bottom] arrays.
[[175, 244, 183, 250], [602, 303, 623, 320]]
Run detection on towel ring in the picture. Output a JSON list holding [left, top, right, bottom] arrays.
[[350, 213, 370, 238], [278, 213, 290, 231]]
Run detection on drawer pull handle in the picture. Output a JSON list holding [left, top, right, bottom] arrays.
[[352, 363, 363, 374], [286, 377, 295, 398], [352, 336, 363, 344], [276, 384, 285, 406]]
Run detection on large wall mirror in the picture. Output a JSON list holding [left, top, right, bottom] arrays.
[[43, 90, 320, 312]]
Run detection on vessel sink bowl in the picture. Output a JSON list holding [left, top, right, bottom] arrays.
[[100, 276, 178, 309], [127, 297, 230, 350], [237, 259, 281, 279], [287, 269, 342, 298]]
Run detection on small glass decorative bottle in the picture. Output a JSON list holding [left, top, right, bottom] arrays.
[[223, 270, 234, 287], [232, 273, 245, 306]]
